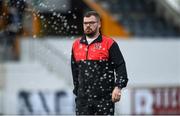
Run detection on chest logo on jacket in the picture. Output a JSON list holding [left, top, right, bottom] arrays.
[[94, 43, 102, 50]]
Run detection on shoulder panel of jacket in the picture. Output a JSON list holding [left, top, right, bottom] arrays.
[[101, 35, 114, 50], [72, 35, 115, 61], [72, 37, 81, 50]]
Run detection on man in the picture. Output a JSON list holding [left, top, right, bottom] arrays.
[[71, 11, 128, 115]]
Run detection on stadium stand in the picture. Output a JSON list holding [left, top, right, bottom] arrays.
[[95, 0, 180, 37]]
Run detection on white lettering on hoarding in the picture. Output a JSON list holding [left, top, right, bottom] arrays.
[[18, 90, 75, 115], [133, 87, 180, 115]]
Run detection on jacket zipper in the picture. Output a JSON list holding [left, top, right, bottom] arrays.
[[86, 45, 90, 60]]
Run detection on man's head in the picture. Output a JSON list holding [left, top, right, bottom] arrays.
[[83, 11, 101, 37]]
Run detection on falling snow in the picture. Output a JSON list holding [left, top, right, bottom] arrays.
[[1, 0, 127, 115]]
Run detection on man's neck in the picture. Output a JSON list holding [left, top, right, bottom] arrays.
[[86, 32, 100, 39]]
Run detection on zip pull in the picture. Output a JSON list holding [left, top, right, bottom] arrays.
[[86, 45, 90, 60]]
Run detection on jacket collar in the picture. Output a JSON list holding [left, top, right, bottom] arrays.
[[80, 34, 102, 45]]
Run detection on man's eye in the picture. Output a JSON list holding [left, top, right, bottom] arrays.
[[84, 22, 97, 25]]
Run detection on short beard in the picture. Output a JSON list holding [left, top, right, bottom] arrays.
[[85, 27, 98, 38], [85, 32, 96, 38]]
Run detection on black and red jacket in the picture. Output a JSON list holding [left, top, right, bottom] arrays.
[[71, 35, 128, 100]]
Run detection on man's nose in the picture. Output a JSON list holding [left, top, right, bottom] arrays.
[[86, 23, 91, 26]]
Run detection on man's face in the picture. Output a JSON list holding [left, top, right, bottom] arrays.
[[83, 15, 101, 37]]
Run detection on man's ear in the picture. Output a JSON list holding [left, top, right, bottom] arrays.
[[98, 23, 101, 28]]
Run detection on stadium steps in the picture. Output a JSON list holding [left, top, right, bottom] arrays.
[[3, 62, 69, 90], [95, 0, 180, 37]]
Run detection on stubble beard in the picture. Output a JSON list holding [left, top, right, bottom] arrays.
[[84, 27, 98, 38]]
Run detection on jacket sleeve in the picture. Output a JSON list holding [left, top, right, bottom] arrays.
[[109, 41, 128, 89], [71, 49, 79, 96]]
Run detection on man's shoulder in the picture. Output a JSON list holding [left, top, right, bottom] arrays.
[[102, 35, 115, 44], [102, 35, 114, 42], [72, 37, 82, 47]]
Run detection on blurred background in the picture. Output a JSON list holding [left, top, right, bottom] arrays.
[[0, 0, 180, 115]]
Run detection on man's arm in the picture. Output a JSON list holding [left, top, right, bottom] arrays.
[[109, 41, 128, 102], [71, 49, 79, 96], [109, 41, 128, 89]]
